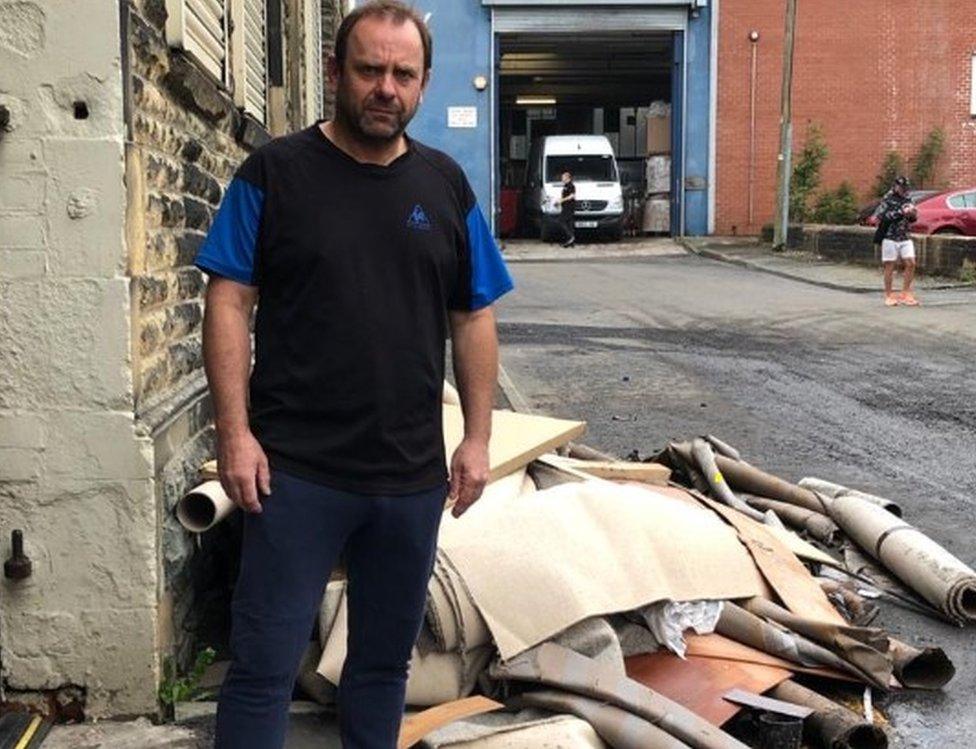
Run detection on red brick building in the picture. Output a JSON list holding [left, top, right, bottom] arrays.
[[716, 0, 976, 235]]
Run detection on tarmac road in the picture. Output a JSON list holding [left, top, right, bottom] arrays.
[[496, 239, 976, 748]]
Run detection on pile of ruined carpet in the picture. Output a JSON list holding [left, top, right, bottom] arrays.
[[179, 391, 968, 749]]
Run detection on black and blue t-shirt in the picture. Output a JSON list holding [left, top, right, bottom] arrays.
[[196, 123, 513, 494]]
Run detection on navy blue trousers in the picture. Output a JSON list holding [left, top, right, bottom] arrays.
[[214, 470, 446, 748]]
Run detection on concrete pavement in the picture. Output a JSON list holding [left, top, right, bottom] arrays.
[[682, 235, 974, 294]]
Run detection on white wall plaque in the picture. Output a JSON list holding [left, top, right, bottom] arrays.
[[448, 106, 478, 128]]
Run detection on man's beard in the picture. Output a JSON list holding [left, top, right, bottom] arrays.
[[335, 86, 418, 145]]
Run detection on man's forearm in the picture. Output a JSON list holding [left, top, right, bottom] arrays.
[[203, 285, 255, 436], [449, 307, 498, 443]]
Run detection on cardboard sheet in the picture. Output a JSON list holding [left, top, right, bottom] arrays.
[[696, 496, 846, 625], [438, 481, 766, 659], [443, 406, 586, 482]]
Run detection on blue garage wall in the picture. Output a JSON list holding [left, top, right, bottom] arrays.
[[407, 2, 494, 220], [406, 1, 712, 235], [683, 4, 711, 236]]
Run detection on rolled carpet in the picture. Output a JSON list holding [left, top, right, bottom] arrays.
[[828, 494, 976, 625]]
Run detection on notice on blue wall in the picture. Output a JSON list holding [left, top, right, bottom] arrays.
[[447, 106, 478, 128]]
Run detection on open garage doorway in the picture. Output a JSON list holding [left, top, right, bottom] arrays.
[[496, 29, 679, 242]]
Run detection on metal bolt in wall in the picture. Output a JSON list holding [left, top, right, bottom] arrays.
[[4, 530, 33, 580]]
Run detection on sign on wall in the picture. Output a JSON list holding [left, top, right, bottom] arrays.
[[448, 106, 478, 128]]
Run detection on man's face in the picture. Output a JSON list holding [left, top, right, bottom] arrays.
[[562, 172, 571, 184], [894, 183, 908, 197], [329, 15, 429, 143]]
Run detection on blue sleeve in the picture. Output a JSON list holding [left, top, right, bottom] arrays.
[[194, 176, 264, 285], [461, 203, 514, 310]]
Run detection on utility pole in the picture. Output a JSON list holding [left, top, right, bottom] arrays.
[[772, 0, 798, 249]]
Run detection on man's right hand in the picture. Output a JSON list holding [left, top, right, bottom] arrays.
[[217, 429, 271, 513]]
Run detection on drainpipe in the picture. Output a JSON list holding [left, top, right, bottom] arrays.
[[748, 31, 760, 227]]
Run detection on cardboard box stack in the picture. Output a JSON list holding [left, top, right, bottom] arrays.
[[642, 101, 672, 234]]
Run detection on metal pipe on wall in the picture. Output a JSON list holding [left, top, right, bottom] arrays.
[[748, 31, 759, 226]]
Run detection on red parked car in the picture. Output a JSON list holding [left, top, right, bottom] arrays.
[[910, 189, 976, 235], [862, 188, 976, 236]]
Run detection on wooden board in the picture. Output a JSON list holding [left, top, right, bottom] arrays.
[[397, 696, 504, 749], [201, 408, 586, 486], [443, 406, 586, 482], [626, 651, 792, 727], [200, 459, 218, 481], [550, 457, 671, 485]]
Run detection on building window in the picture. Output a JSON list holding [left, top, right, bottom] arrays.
[[230, 0, 269, 124], [165, 0, 229, 83]]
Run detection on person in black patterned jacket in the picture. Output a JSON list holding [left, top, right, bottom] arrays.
[[878, 176, 919, 306]]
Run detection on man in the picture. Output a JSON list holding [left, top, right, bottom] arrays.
[[878, 176, 919, 306], [195, 3, 513, 747], [555, 170, 576, 247]]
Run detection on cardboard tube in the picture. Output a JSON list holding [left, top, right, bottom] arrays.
[[743, 495, 841, 546], [799, 478, 902, 518], [887, 638, 955, 690], [829, 495, 976, 625], [703, 434, 741, 461], [176, 480, 237, 533], [690, 439, 767, 523], [716, 604, 882, 688], [713, 456, 830, 514], [518, 691, 691, 749], [768, 680, 888, 749], [740, 598, 893, 689], [493, 642, 750, 749]]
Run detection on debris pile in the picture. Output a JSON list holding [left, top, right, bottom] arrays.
[[179, 394, 968, 748]]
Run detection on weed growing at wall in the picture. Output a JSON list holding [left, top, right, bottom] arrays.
[[813, 181, 859, 224], [159, 646, 217, 717], [873, 151, 905, 198], [911, 128, 946, 189], [789, 123, 828, 222]]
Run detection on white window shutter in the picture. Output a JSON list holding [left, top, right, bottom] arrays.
[[231, 0, 268, 123], [165, 0, 229, 83]]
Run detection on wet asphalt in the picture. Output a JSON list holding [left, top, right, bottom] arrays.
[[496, 242, 976, 748]]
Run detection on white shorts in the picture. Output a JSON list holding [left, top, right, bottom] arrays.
[[881, 239, 915, 262]]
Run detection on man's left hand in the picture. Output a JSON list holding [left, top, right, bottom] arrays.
[[448, 437, 490, 517]]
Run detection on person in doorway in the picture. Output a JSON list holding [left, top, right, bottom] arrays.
[[555, 170, 576, 247], [879, 176, 919, 306], [195, 2, 513, 747]]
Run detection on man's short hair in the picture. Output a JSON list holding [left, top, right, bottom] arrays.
[[334, 1, 432, 73]]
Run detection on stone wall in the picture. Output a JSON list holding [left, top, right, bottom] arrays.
[[123, 0, 271, 676], [321, 0, 343, 118], [761, 224, 976, 278], [0, 0, 158, 718], [0, 0, 330, 719]]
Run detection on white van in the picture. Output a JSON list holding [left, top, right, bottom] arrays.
[[522, 135, 625, 241]]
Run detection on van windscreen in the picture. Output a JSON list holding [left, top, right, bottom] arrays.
[[546, 155, 617, 183]]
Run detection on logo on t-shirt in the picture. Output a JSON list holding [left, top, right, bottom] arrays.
[[407, 203, 432, 231]]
